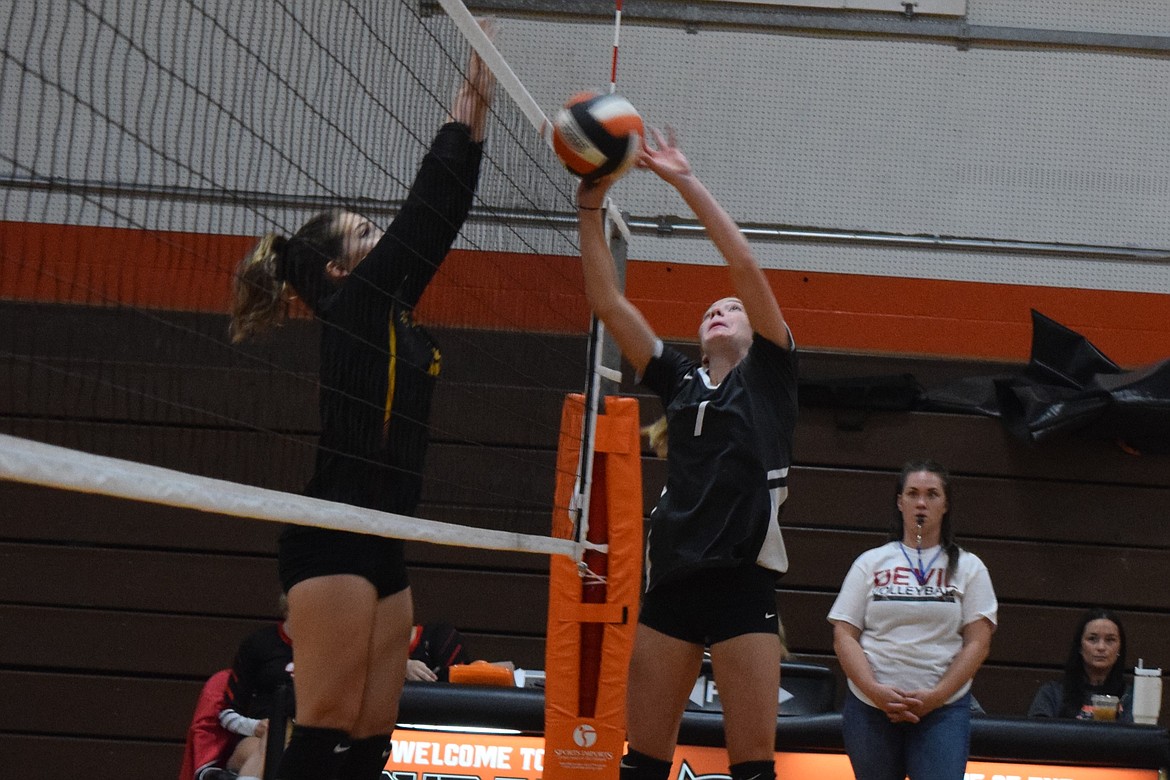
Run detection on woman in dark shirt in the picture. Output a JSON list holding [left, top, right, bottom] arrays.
[[218, 604, 294, 780], [1028, 607, 1132, 722], [228, 39, 494, 780], [576, 128, 797, 780]]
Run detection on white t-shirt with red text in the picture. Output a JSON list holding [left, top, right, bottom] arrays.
[[828, 540, 998, 707]]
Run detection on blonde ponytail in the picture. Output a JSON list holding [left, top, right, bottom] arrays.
[[229, 232, 289, 343], [642, 415, 668, 459]]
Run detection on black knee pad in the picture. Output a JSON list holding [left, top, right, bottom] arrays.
[[274, 724, 351, 780], [336, 734, 393, 780], [620, 749, 673, 780], [730, 759, 775, 780]]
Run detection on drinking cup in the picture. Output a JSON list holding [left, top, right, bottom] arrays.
[[1091, 693, 1120, 721]]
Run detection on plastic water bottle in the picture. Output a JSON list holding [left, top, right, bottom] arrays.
[[1133, 659, 1162, 726]]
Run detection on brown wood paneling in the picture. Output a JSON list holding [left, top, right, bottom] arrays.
[[0, 482, 553, 569], [1, 419, 315, 492], [646, 457, 1170, 545], [774, 591, 839, 657], [972, 666, 1068, 718], [0, 300, 583, 384], [976, 540, 1170, 610], [5, 301, 1170, 770], [796, 349, 1017, 387], [433, 327, 586, 388], [0, 481, 284, 553], [0, 542, 282, 616], [4, 359, 319, 431], [408, 569, 548, 635], [421, 442, 557, 510], [0, 734, 181, 780], [764, 526, 1170, 611], [992, 604, 1170, 680], [4, 532, 1141, 686], [0, 567, 546, 669], [795, 407, 1170, 487], [430, 382, 566, 448], [783, 466, 1170, 546], [0, 670, 200, 738], [0, 605, 268, 676], [408, 507, 554, 572], [5, 363, 567, 449], [0, 301, 313, 368], [0, 421, 558, 513]]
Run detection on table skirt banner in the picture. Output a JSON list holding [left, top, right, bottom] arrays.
[[383, 730, 1158, 780]]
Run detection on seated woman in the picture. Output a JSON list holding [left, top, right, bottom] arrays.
[[218, 597, 295, 780], [405, 623, 470, 682], [1027, 607, 1133, 722]]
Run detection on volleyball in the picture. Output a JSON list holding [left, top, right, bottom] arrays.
[[551, 91, 644, 182]]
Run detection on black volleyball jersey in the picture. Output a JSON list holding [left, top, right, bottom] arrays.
[[306, 123, 482, 515], [640, 331, 798, 591]]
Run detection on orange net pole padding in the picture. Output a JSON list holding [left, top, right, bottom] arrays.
[[544, 394, 643, 780]]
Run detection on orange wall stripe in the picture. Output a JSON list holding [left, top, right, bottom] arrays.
[[0, 220, 252, 311], [625, 264, 1170, 366], [3, 221, 1167, 365]]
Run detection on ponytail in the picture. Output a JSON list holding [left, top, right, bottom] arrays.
[[229, 232, 289, 343], [642, 415, 668, 458], [944, 540, 961, 586]]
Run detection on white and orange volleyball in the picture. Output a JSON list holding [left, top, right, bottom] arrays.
[[551, 91, 644, 182]]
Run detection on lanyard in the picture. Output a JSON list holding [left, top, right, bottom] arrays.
[[899, 543, 943, 586]]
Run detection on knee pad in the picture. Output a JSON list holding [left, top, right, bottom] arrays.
[[274, 724, 350, 780], [336, 734, 393, 780], [620, 749, 673, 780]]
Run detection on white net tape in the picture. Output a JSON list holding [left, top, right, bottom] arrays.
[[0, 434, 583, 560]]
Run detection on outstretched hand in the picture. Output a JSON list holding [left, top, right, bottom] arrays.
[[637, 126, 692, 184], [451, 18, 497, 141]]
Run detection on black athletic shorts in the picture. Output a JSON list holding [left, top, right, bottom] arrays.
[[639, 564, 780, 645], [278, 524, 409, 598]]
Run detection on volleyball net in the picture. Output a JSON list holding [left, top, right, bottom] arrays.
[[0, 0, 620, 559]]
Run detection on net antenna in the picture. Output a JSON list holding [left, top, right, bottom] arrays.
[[439, 0, 632, 561], [609, 0, 625, 94]]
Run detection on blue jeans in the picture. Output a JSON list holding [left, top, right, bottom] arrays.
[[841, 689, 972, 780]]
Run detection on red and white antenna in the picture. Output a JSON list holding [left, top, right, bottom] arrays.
[[609, 0, 623, 93]]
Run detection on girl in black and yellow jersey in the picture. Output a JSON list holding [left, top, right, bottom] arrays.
[[228, 32, 494, 780]]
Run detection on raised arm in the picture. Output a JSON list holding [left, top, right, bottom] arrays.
[[448, 20, 496, 141], [577, 179, 658, 374], [639, 128, 790, 350], [353, 33, 495, 308]]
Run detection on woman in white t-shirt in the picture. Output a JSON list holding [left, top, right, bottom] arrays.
[[828, 460, 998, 780]]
